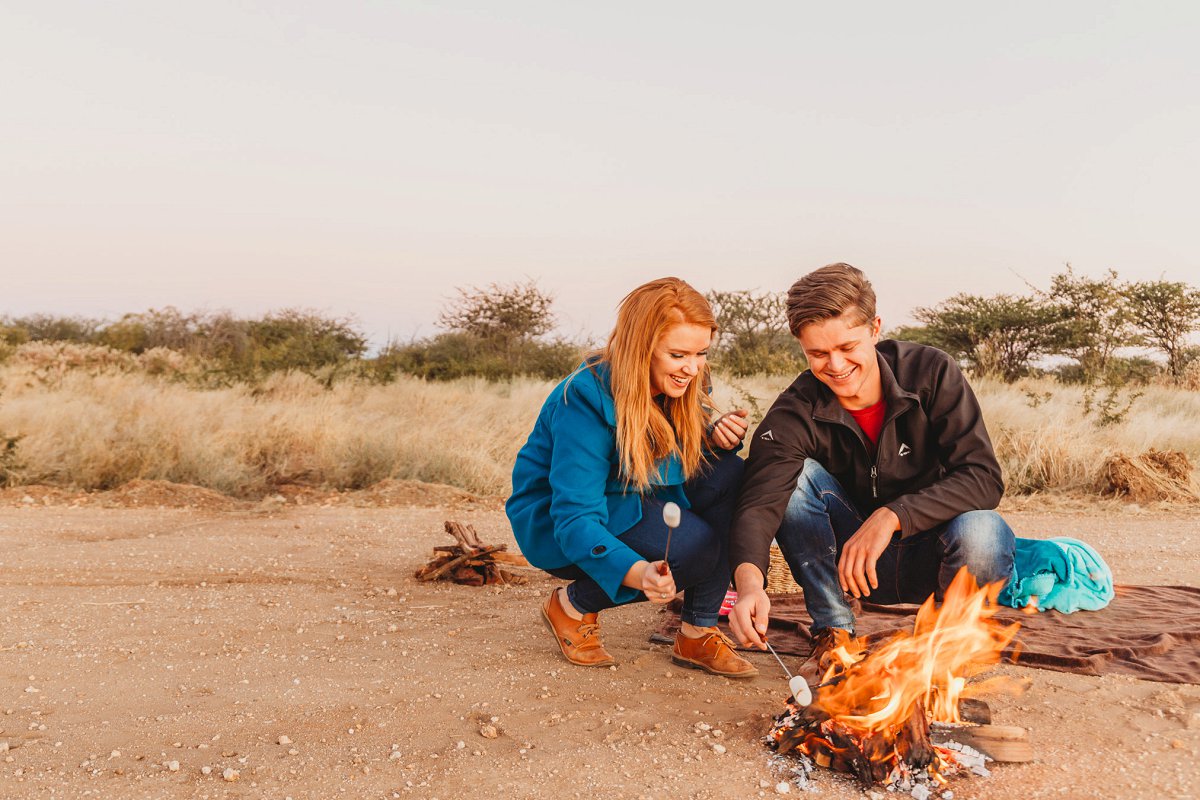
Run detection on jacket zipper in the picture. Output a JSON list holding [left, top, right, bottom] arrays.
[[870, 465, 878, 499]]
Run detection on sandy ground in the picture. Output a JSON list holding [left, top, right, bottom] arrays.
[[0, 491, 1198, 800]]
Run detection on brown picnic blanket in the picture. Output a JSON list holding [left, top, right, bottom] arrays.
[[653, 584, 1200, 685]]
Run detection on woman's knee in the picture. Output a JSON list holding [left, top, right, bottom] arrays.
[[670, 516, 722, 578], [699, 450, 744, 494]]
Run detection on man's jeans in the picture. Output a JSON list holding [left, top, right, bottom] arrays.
[[548, 451, 743, 628], [775, 459, 1015, 634]]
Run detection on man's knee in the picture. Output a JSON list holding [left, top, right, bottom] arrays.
[[940, 511, 1015, 583]]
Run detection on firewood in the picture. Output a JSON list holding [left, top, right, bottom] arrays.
[[490, 551, 530, 566], [958, 698, 992, 725], [444, 520, 485, 550], [931, 724, 1033, 762], [415, 545, 506, 582], [414, 521, 530, 586]]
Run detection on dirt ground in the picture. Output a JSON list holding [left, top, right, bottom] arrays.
[[0, 486, 1198, 800]]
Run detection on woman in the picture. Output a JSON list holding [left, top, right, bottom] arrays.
[[506, 277, 756, 677]]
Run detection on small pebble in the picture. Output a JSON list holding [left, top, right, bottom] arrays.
[[711, 743, 726, 755], [775, 781, 791, 794], [201, 766, 212, 775], [167, 760, 180, 772], [222, 767, 239, 782], [479, 724, 499, 739], [277, 735, 292, 745]]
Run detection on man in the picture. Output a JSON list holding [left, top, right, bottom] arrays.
[[728, 263, 1015, 658]]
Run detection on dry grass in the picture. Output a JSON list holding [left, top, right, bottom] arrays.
[[1, 364, 1197, 499], [0, 367, 550, 496], [716, 374, 1200, 500]]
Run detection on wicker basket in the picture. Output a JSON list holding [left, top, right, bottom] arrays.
[[766, 543, 803, 595]]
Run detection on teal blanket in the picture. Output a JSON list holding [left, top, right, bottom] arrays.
[[998, 537, 1114, 613]]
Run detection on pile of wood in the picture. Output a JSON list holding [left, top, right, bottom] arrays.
[[414, 521, 529, 586], [770, 696, 1031, 788]]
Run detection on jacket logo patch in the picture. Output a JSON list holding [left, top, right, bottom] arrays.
[[898, 443, 911, 457], [759, 429, 774, 441]]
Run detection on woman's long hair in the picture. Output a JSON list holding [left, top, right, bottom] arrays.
[[587, 277, 718, 490]]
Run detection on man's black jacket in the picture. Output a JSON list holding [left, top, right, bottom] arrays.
[[730, 339, 1004, 583]]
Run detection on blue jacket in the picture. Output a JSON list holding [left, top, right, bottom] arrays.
[[998, 537, 1114, 613], [506, 363, 690, 605]]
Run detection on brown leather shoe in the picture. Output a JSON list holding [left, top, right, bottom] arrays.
[[541, 588, 614, 667], [672, 628, 758, 678]]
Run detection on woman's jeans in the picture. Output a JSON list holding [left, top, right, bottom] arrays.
[[775, 459, 1015, 634], [547, 452, 743, 628]]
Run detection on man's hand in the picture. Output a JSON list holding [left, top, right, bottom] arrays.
[[837, 507, 900, 598], [730, 563, 771, 649]]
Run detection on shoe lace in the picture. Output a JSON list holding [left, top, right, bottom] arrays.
[[707, 629, 738, 652], [577, 621, 601, 640]]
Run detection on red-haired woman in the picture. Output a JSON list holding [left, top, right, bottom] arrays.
[[506, 277, 756, 677]]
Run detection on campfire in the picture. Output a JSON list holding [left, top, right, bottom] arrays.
[[768, 568, 1026, 791]]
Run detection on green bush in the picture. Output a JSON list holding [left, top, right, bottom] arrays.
[[375, 333, 580, 382]]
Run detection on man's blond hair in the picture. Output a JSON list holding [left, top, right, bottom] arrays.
[[785, 262, 877, 337]]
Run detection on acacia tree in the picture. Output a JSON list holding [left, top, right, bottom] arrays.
[[705, 289, 806, 375], [1045, 265, 1139, 383], [1126, 279, 1200, 382], [438, 279, 556, 344], [384, 279, 577, 380], [913, 293, 1066, 382]]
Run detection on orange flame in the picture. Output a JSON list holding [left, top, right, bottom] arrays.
[[815, 567, 1021, 732]]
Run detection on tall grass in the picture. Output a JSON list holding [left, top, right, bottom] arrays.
[[1, 363, 1197, 497], [718, 374, 1200, 496], [0, 367, 552, 496]]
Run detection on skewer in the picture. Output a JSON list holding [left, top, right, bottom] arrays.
[[657, 502, 681, 576], [765, 640, 814, 705]]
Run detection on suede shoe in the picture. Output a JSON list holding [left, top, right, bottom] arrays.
[[672, 628, 758, 678], [541, 588, 614, 667]]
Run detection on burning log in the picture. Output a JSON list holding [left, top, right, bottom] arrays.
[[768, 568, 1024, 789], [414, 521, 529, 586], [931, 723, 1033, 763]]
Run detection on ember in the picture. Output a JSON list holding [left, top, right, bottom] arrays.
[[414, 520, 529, 586], [767, 568, 1022, 788]]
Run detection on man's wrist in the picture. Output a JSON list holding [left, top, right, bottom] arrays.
[[733, 562, 765, 593]]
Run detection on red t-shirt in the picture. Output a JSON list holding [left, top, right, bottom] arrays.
[[847, 399, 886, 452]]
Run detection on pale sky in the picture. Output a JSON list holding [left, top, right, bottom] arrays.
[[4, 1, 1198, 348]]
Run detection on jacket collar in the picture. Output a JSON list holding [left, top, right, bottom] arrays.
[[575, 359, 685, 486]]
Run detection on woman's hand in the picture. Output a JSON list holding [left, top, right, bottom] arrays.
[[710, 409, 749, 450], [629, 560, 677, 604]]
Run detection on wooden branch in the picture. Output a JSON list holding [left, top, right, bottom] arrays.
[[931, 723, 1033, 762], [415, 544, 505, 582]]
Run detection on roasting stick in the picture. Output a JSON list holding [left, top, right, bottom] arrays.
[[764, 641, 814, 705], [656, 502, 681, 576]]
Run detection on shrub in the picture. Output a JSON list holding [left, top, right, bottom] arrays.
[[376, 333, 580, 382], [706, 290, 806, 376]]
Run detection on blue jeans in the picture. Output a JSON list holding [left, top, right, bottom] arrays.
[[548, 451, 743, 628], [775, 459, 1015, 634]]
